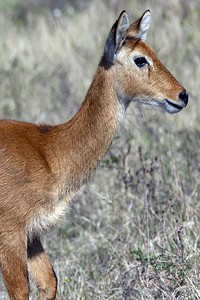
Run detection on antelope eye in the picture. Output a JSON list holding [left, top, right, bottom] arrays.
[[134, 57, 148, 68]]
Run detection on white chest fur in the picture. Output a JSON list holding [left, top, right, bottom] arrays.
[[28, 200, 68, 238]]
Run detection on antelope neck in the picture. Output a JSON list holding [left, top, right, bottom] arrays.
[[53, 65, 121, 189]]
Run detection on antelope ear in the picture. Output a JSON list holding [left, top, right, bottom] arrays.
[[104, 10, 129, 64], [126, 10, 151, 41]]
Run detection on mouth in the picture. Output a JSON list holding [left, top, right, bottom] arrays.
[[136, 98, 186, 114], [165, 99, 185, 109], [164, 98, 185, 114]]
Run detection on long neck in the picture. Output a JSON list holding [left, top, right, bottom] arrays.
[[52, 65, 122, 191]]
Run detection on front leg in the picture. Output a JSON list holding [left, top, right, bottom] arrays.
[[27, 238, 57, 300], [0, 232, 29, 300]]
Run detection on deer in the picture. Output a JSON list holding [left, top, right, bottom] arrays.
[[0, 9, 188, 300]]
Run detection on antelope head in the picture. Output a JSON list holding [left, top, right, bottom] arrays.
[[103, 10, 188, 113]]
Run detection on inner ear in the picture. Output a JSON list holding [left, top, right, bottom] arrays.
[[104, 10, 129, 64], [126, 10, 151, 41], [115, 11, 130, 53]]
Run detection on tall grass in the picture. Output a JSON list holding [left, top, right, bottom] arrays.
[[0, 0, 199, 299]]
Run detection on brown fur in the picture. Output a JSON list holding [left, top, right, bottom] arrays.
[[0, 10, 187, 299]]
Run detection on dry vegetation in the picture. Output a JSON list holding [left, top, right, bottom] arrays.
[[0, 0, 199, 299]]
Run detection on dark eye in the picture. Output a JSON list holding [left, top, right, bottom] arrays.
[[134, 57, 148, 68]]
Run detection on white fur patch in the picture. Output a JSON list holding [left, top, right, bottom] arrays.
[[118, 101, 126, 123], [27, 199, 69, 239], [27, 186, 86, 239]]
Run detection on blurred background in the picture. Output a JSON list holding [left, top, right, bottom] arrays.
[[0, 0, 199, 299]]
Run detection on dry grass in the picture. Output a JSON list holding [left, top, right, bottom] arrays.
[[0, 0, 199, 299]]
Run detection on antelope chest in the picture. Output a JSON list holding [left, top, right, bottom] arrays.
[[28, 200, 69, 238]]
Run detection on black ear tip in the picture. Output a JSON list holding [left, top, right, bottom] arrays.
[[140, 9, 151, 22], [119, 10, 128, 18], [120, 10, 127, 15], [144, 9, 151, 15]]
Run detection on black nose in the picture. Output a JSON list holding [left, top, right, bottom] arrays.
[[178, 91, 188, 107]]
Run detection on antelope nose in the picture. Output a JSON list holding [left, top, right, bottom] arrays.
[[178, 91, 188, 107]]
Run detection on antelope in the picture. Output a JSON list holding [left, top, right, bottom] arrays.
[[0, 9, 188, 300]]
